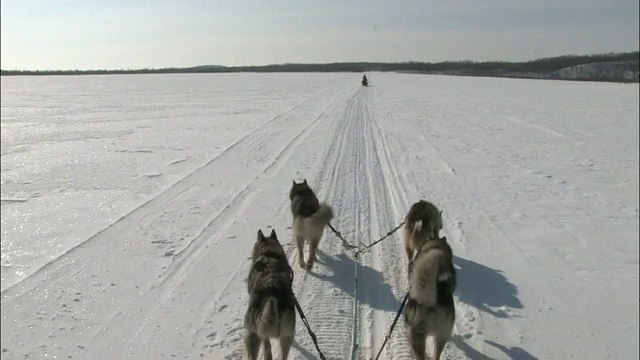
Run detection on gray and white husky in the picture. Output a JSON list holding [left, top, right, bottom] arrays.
[[244, 229, 296, 360], [404, 236, 456, 360], [289, 179, 334, 270]]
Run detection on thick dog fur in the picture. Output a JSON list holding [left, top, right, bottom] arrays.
[[404, 237, 456, 360], [289, 180, 334, 270], [289, 179, 320, 217], [403, 200, 443, 261], [244, 229, 296, 360]]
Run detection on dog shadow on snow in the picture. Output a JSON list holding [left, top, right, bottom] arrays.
[[453, 256, 538, 360], [307, 250, 401, 312], [292, 339, 316, 360], [453, 337, 538, 360], [453, 255, 523, 318]]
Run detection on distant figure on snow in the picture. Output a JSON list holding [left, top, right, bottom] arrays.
[[361, 74, 368, 87]]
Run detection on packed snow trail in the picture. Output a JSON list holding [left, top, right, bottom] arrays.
[[289, 88, 416, 360]]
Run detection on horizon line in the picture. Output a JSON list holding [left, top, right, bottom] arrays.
[[2, 50, 638, 73]]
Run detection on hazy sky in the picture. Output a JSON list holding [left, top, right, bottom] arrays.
[[1, 0, 638, 70]]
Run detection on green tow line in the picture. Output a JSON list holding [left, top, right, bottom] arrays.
[[350, 250, 361, 360]]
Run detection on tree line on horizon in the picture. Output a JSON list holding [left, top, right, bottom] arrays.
[[1, 51, 638, 83]]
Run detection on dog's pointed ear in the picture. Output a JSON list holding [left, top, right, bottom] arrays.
[[303, 179, 308, 185], [257, 229, 264, 241], [292, 179, 297, 186], [270, 229, 277, 239], [440, 210, 443, 215]]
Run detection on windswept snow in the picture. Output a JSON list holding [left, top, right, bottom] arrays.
[[1, 73, 638, 359]]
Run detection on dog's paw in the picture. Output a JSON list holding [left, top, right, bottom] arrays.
[[305, 260, 315, 271], [298, 261, 307, 269]]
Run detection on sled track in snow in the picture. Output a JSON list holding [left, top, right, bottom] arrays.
[[288, 88, 420, 360], [359, 91, 413, 360], [349, 88, 419, 360], [286, 90, 362, 360]]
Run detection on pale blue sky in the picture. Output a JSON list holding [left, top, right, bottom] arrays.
[[1, 0, 638, 70]]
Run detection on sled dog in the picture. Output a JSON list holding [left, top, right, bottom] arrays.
[[244, 229, 296, 360], [404, 236, 456, 360], [289, 179, 334, 270], [403, 200, 443, 261]]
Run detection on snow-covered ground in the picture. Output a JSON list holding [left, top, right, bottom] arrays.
[[1, 73, 638, 359]]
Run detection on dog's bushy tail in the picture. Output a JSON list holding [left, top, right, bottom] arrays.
[[409, 249, 453, 306], [257, 297, 280, 338], [311, 202, 334, 226]]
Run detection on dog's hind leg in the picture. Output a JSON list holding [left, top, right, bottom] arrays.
[[279, 308, 295, 359], [244, 332, 260, 360], [306, 238, 320, 270], [407, 327, 427, 360], [295, 236, 306, 268], [432, 336, 447, 360], [262, 338, 273, 360], [279, 335, 293, 359]]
